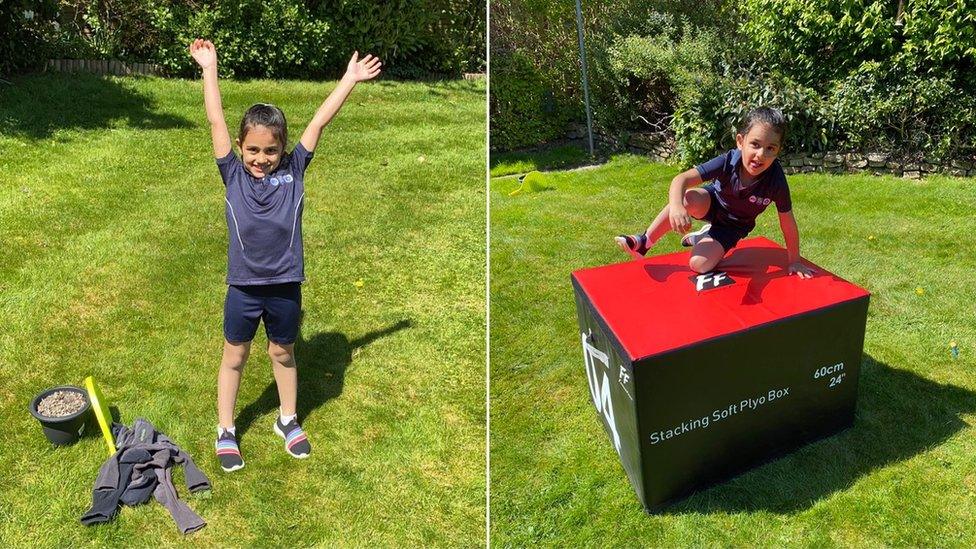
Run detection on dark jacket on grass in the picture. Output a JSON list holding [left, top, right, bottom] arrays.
[[80, 418, 211, 534]]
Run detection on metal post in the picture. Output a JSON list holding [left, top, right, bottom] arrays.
[[574, 0, 595, 156]]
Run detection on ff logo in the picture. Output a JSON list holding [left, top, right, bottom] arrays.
[[581, 331, 621, 454], [688, 271, 736, 292]]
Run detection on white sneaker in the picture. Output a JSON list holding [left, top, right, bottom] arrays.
[[681, 224, 712, 247]]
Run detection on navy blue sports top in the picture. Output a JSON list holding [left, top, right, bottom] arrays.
[[695, 149, 792, 232], [216, 143, 313, 285]]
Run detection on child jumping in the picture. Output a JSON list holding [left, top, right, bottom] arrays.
[[616, 107, 815, 279], [189, 38, 381, 472]]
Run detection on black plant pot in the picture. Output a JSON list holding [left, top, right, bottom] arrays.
[[29, 385, 93, 446]]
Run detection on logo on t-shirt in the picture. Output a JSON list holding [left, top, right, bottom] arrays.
[[269, 174, 294, 186], [748, 196, 771, 206]]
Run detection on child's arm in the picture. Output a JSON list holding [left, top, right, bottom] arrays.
[[299, 52, 382, 153], [189, 39, 232, 159], [667, 168, 704, 233], [777, 211, 815, 278]]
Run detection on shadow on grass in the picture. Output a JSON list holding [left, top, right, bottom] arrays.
[[666, 354, 976, 514], [490, 143, 597, 177], [235, 318, 412, 437], [0, 73, 192, 139]]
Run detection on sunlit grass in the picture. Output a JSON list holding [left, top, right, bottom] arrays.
[[0, 73, 486, 547], [490, 154, 976, 547]]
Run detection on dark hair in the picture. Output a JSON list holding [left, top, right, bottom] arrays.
[[738, 106, 787, 143], [238, 103, 287, 147]]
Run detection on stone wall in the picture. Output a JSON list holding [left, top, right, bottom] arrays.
[[620, 130, 976, 179], [776, 152, 974, 179]]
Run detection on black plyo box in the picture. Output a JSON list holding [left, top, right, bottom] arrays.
[[572, 238, 870, 512]]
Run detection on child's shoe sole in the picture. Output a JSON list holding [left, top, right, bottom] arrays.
[[220, 462, 245, 473], [681, 224, 712, 247]]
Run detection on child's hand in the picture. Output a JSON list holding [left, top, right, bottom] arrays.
[[788, 261, 815, 279], [189, 39, 218, 69], [343, 52, 382, 83], [669, 204, 692, 233]]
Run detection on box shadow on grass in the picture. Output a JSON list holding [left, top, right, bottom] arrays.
[[663, 354, 976, 515], [235, 316, 413, 437]]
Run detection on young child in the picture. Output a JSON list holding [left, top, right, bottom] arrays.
[[616, 107, 815, 279], [189, 38, 381, 472]]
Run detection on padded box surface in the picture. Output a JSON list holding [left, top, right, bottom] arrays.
[[571, 237, 870, 511]]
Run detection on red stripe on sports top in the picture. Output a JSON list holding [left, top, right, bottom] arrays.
[[572, 237, 870, 361]]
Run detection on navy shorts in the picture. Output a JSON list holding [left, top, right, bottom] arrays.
[[699, 185, 751, 253], [223, 283, 302, 344]]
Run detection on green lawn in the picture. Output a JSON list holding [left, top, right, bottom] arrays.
[[0, 73, 485, 546], [490, 155, 976, 546], [489, 144, 592, 177]]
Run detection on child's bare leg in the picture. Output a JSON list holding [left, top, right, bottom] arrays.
[[617, 188, 712, 254], [218, 340, 251, 428], [689, 237, 725, 273], [268, 341, 297, 417], [269, 341, 311, 457], [646, 188, 711, 238]]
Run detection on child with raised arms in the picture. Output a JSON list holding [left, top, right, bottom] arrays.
[[189, 38, 381, 472], [616, 107, 815, 279]]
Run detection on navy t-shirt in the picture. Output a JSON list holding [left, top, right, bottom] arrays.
[[216, 143, 313, 285], [694, 149, 792, 232]]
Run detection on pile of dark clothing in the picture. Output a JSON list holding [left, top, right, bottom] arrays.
[[80, 418, 212, 534]]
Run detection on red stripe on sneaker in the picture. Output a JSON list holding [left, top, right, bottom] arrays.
[[286, 433, 307, 451], [216, 448, 241, 456]]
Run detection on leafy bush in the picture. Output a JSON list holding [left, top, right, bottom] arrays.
[[145, 0, 331, 79], [827, 60, 976, 160], [741, 0, 897, 86], [673, 62, 828, 165], [740, 0, 976, 88], [736, 0, 976, 161], [490, 0, 739, 151], [489, 0, 584, 109], [13, 1, 483, 79], [311, 0, 485, 78], [0, 1, 59, 76], [591, 20, 721, 135], [489, 50, 575, 150]]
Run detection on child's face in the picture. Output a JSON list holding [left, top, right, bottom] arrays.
[[236, 124, 283, 178], [735, 123, 782, 177]]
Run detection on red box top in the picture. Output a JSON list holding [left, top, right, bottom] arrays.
[[572, 237, 870, 361]]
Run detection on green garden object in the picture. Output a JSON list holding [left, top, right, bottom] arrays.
[[510, 171, 547, 196], [85, 376, 116, 456]]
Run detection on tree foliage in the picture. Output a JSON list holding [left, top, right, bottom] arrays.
[[3, 0, 485, 78]]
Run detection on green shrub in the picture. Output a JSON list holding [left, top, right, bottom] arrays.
[[0, 1, 59, 75], [740, 0, 976, 88], [145, 0, 331, 79], [36, 1, 483, 79], [489, 0, 584, 111], [490, 0, 976, 161], [741, 0, 897, 86], [591, 20, 721, 135], [490, 0, 738, 151], [827, 60, 976, 160], [673, 62, 828, 165], [312, 0, 485, 78], [489, 50, 575, 151]]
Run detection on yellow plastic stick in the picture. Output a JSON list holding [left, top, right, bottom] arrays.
[[85, 376, 116, 456]]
